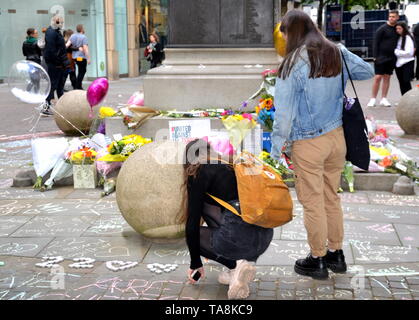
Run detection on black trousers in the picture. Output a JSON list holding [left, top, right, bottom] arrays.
[[46, 63, 65, 103], [395, 61, 414, 96], [75, 59, 87, 89]]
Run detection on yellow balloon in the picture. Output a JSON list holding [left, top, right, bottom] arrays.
[[274, 23, 287, 57]]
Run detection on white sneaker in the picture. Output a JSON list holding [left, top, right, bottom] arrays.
[[218, 270, 232, 285], [380, 97, 392, 107], [367, 98, 376, 107], [227, 260, 256, 300]]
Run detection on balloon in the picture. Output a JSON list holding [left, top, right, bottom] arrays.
[[86, 78, 109, 108], [127, 91, 144, 106], [8, 60, 51, 104], [274, 23, 287, 57]]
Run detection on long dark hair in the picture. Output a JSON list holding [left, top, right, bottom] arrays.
[[278, 9, 342, 79], [396, 22, 414, 50], [178, 139, 233, 224]]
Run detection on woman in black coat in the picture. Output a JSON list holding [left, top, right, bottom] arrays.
[[145, 33, 164, 69], [22, 28, 42, 93]]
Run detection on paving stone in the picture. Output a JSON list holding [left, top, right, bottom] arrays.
[[371, 287, 393, 298], [406, 277, 419, 285], [354, 289, 373, 300], [278, 282, 296, 290], [335, 282, 354, 290], [257, 290, 276, 298], [315, 285, 334, 295], [37, 236, 151, 261], [386, 276, 406, 282], [256, 296, 276, 300], [258, 281, 277, 291], [296, 288, 314, 297], [315, 294, 335, 300], [276, 289, 295, 300], [179, 285, 200, 299], [334, 289, 354, 300], [0, 237, 53, 257], [370, 277, 390, 288], [394, 224, 419, 247], [389, 281, 409, 289]]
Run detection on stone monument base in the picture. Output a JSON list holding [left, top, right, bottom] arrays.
[[144, 48, 280, 110]]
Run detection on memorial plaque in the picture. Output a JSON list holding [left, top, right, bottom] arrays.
[[168, 0, 274, 47]]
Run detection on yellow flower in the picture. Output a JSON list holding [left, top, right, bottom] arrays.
[[99, 107, 117, 119]]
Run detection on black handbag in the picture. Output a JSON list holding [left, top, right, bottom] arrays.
[[341, 52, 371, 171]]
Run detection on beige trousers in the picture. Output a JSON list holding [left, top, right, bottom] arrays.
[[291, 127, 346, 257]]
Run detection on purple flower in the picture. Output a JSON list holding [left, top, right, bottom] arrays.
[[97, 122, 106, 134], [240, 101, 248, 109]]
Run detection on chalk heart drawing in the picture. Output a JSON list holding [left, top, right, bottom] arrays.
[[106, 260, 138, 272], [147, 263, 178, 274], [69, 258, 96, 269], [95, 246, 130, 258], [35, 256, 64, 268]]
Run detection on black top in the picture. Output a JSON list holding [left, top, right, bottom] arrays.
[[44, 26, 70, 67], [22, 41, 42, 65], [186, 164, 238, 269], [150, 42, 164, 64], [373, 23, 399, 63]]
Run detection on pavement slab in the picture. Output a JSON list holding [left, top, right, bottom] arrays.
[[37, 236, 152, 261]]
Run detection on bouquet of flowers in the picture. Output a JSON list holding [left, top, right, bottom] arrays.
[[98, 134, 152, 162], [66, 146, 98, 165], [258, 151, 294, 181], [255, 97, 275, 131], [221, 113, 256, 149]]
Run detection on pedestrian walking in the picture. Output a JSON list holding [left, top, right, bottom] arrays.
[[271, 10, 374, 280], [22, 28, 42, 93], [63, 29, 77, 91], [412, 23, 419, 80], [67, 24, 90, 90], [394, 22, 415, 95], [43, 15, 70, 116], [181, 139, 273, 299], [368, 10, 400, 107], [145, 33, 163, 69]]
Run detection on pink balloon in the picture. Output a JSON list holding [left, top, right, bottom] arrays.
[[86, 78, 109, 107], [127, 92, 144, 106]]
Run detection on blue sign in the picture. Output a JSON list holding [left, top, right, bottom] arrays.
[[262, 132, 272, 153]]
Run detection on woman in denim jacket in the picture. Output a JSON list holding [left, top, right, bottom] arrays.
[[271, 10, 374, 280]]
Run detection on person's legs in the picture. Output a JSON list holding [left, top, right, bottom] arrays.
[[56, 68, 65, 99], [323, 127, 346, 252], [371, 74, 382, 99], [400, 61, 413, 95], [199, 227, 236, 270], [395, 66, 405, 95], [46, 64, 58, 103], [381, 74, 391, 98], [292, 139, 328, 258], [76, 59, 87, 89]]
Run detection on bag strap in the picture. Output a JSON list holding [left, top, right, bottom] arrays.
[[340, 50, 359, 99], [206, 193, 241, 217]]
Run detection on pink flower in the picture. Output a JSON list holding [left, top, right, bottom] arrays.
[[242, 113, 253, 121]]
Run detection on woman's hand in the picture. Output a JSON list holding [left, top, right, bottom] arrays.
[[187, 267, 205, 284]]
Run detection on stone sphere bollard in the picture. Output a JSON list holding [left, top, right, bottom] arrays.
[[396, 86, 419, 135], [116, 141, 187, 240], [53, 90, 98, 136]]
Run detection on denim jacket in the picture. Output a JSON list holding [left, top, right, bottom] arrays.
[[271, 44, 374, 160]]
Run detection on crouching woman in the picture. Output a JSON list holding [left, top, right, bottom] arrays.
[[180, 139, 273, 300]]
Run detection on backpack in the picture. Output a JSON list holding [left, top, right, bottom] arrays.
[[208, 152, 293, 228]]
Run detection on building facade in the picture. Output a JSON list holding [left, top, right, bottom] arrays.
[[0, 0, 294, 82]]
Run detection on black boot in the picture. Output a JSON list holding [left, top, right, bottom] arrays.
[[294, 254, 329, 280], [325, 249, 347, 273]]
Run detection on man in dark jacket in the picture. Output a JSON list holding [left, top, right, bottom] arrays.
[[413, 23, 419, 80], [42, 14, 70, 116]]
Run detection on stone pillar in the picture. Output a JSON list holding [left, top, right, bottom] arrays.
[[144, 0, 280, 110], [127, 0, 139, 78], [104, 0, 120, 80]]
